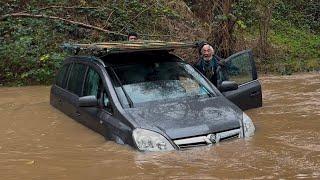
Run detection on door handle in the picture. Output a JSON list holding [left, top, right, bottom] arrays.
[[250, 91, 260, 97], [75, 111, 81, 116]]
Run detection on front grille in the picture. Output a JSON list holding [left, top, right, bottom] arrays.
[[173, 128, 241, 149]]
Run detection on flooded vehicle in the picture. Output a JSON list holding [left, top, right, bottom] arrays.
[[50, 41, 262, 151]]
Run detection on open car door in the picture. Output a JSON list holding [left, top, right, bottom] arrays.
[[217, 49, 262, 110]]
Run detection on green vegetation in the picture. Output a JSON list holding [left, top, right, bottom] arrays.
[[0, 18, 67, 85], [268, 21, 320, 74], [0, 0, 319, 86], [231, 0, 319, 74], [0, 0, 188, 86]]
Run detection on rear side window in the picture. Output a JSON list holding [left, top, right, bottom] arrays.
[[56, 64, 70, 88], [67, 63, 87, 96], [83, 68, 101, 98]]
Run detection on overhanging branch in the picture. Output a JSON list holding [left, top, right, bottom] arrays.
[[1, 12, 174, 39], [0, 13, 127, 36]]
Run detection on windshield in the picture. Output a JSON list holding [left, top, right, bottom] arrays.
[[108, 61, 216, 106]]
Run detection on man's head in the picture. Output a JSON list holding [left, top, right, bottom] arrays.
[[128, 32, 138, 41], [200, 44, 214, 61]]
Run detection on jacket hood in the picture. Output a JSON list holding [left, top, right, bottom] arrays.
[[125, 97, 242, 139]]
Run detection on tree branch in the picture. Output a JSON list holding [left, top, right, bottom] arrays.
[[103, 10, 115, 29], [139, 33, 172, 37], [6, 6, 108, 16], [1, 12, 173, 39], [119, 2, 158, 33], [36, 5, 104, 11], [0, 13, 127, 36]]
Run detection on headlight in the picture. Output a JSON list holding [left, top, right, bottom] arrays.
[[132, 128, 175, 151], [241, 112, 255, 138]]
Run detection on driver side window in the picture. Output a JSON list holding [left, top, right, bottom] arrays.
[[83, 68, 101, 98], [83, 67, 112, 113]]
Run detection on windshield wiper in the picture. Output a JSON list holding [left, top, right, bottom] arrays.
[[109, 67, 134, 108]]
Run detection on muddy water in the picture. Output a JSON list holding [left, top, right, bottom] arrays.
[[0, 73, 319, 180]]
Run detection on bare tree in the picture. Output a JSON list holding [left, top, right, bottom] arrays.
[[185, 0, 237, 58], [208, 0, 237, 58], [255, 0, 276, 60]]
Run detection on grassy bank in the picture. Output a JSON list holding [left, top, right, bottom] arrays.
[[266, 21, 320, 74]]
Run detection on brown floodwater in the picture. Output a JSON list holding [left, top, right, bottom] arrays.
[[0, 73, 319, 179]]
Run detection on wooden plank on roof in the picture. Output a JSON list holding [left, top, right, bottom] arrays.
[[61, 40, 197, 56]]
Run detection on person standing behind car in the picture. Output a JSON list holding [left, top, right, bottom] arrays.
[[128, 31, 138, 41], [194, 43, 222, 86]]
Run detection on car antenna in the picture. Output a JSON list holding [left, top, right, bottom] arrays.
[[109, 67, 134, 108]]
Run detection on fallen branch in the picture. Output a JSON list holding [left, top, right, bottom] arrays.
[[1, 12, 174, 39], [7, 5, 108, 16], [36, 5, 105, 11], [139, 33, 172, 37], [0, 13, 127, 36]]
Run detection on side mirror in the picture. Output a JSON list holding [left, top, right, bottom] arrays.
[[78, 95, 98, 107], [219, 81, 238, 92]]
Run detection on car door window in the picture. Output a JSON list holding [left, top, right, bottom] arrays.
[[67, 63, 87, 96], [83, 68, 113, 113], [83, 67, 101, 98], [222, 51, 254, 85]]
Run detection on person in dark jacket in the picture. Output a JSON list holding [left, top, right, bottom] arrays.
[[194, 43, 222, 86]]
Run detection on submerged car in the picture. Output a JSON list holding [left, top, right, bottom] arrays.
[[50, 41, 262, 151]]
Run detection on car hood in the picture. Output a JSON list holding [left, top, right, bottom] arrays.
[[125, 97, 242, 139]]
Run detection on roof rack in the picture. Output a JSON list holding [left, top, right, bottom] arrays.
[[61, 40, 198, 56]]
